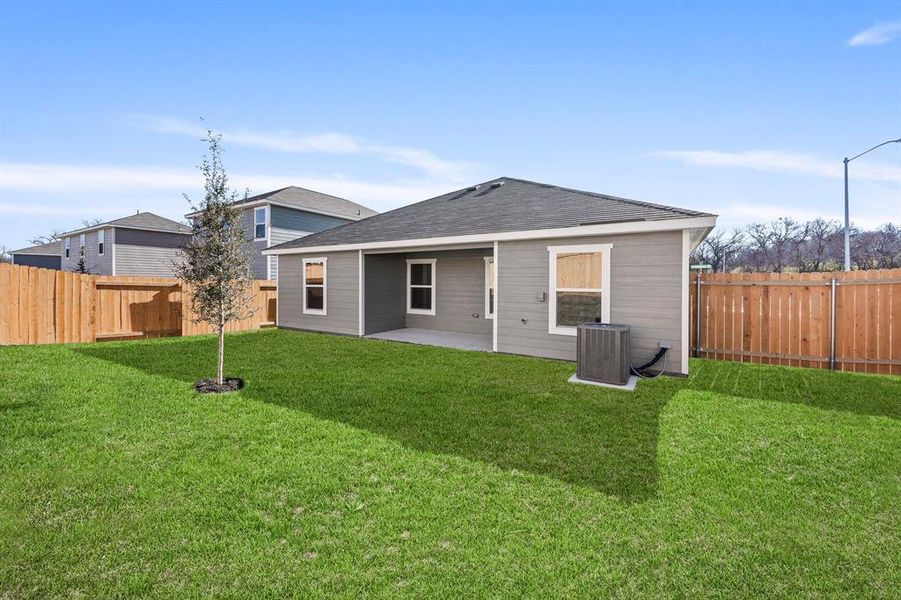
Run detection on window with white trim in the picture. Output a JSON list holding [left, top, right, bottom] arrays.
[[548, 243, 611, 335], [98, 230, 105, 255], [406, 258, 436, 315], [484, 256, 495, 319], [65, 238, 70, 259], [254, 207, 267, 240], [302, 257, 326, 315], [79, 234, 85, 259]]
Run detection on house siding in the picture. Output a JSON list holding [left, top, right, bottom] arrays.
[[238, 205, 350, 280], [62, 227, 113, 275], [403, 249, 493, 335], [270, 205, 352, 232], [238, 209, 269, 280], [13, 254, 61, 270], [496, 231, 684, 372], [363, 254, 406, 334], [279, 251, 359, 335], [114, 228, 190, 277]]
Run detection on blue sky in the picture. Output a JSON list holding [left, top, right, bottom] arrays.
[[1, 1, 899, 250]]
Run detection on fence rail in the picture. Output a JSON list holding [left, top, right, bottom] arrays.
[[690, 268, 901, 375], [0, 263, 277, 345]]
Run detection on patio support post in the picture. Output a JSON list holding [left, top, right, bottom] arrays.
[[492, 240, 498, 352]]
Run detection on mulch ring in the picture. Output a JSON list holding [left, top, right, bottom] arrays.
[[194, 377, 244, 394]]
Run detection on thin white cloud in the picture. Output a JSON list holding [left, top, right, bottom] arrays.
[[0, 162, 452, 213], [129, 115, 473, 180], [653, 150, 901, 184], [848, 20, 901, 46]]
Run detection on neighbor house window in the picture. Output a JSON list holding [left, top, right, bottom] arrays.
[[547, 243, 611, 336], [407, 258, 436, 315], [484, 256, 495, 319], [302, 257, 326, 315], [65, 238, 70, 259], [79, 234, 85, 258], [98, 230, 105, 255], [254, 207, 267, 240]]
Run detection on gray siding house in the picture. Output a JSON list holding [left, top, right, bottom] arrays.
[[57, 212, 193, 276], [264, 178, 716, 375], [188, 186, 377, 281], [10, 241, 62, 270]]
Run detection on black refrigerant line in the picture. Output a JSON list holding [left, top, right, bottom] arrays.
[[630, 347, 668, 379]]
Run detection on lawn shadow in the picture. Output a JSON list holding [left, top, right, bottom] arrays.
[[683, 358, 900, 420], [74, 331, 900, 504], [76, 332, 667, 502]]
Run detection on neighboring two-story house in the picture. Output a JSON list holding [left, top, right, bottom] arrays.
[[55, 212, 193, 276], [188, 186, 377, 280]]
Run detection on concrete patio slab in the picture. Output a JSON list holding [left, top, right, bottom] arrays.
[[366, 328, 493, 352]]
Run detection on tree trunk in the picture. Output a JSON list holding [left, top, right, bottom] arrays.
[[217, 305, 225, 386]]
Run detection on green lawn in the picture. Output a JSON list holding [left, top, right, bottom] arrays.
[[1, 329, 899, 598]]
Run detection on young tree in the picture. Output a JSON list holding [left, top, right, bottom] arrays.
[[176, 132, 254, 389]]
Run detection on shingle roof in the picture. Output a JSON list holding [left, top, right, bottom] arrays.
[[60, 212, 193, 236], [269, 177, 714, 251], [11, 241, 60, 255], [233, 186, 377, 219]]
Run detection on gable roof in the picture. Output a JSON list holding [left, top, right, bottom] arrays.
[[60, 212, 193, 237], [267, 177, 715, 252], [187, 186, 378, 220], [11, 240, 61, 255]]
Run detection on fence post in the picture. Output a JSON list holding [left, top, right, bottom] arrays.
[[694, 273, 702, 357], [829, 277, 837, 370]]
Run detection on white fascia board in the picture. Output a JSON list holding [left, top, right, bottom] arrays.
[[262, 215, 718, 256], [186, 199, 370, 222]]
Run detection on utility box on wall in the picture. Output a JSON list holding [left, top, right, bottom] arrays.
[[576, 323, 631, 385]]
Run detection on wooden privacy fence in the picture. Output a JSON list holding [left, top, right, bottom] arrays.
[[0, 263, 277, 345], [690, 268, 901, 375]]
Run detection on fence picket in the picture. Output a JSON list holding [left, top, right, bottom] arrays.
[[1, 264, 276, 346], [693, 268, 901, 375]]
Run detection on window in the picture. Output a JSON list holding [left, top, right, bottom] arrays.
[[406, 258, 436, 315], [254, 207, 267, 240], [98, 230, 105, 255], [79, 234, 85, 259], [484, 256, 495, 319], [302, 257, 326, 315], [65, 238, 70, 259], [547, 243, 611, 335]]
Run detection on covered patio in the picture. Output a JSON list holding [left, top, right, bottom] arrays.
[[362, 245, 495, 352], [366, 327, 492, 351]]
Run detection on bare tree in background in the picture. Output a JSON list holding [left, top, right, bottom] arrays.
[[175, 132, 253, 390], [699, 218, 896, 272], [0, 245, 11, 264], [854, 223, 901, 270], [800, 218, 842, 272], [691, 228, 744, 272]]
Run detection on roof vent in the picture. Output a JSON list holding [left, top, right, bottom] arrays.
[[490, 181, 504, 188]]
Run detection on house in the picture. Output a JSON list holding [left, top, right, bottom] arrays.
[[187, 186, 377, 281], [263, 177, 716, 375], [10, 241, 62, 270], [57, 212, 193, 276]]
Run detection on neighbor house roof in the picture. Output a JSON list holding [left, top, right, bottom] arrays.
[[11, 241, 61, 255], [60, 212, 193, 237], [186, 186, 378, 221], [266, 177, 715, 252]]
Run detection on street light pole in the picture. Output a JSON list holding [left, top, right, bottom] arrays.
[[842, 137, 901, 272]]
